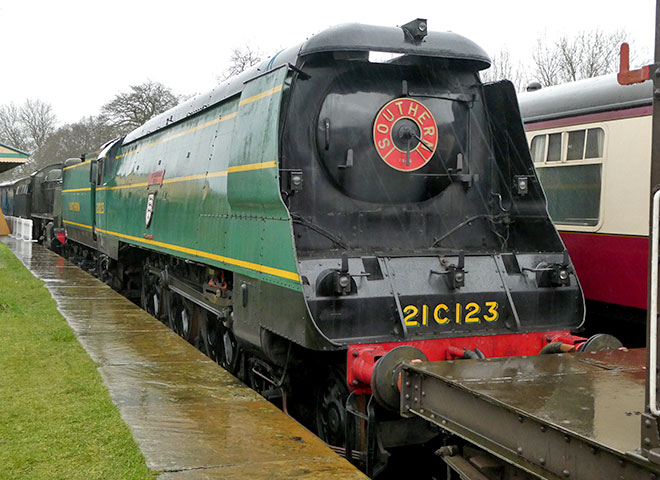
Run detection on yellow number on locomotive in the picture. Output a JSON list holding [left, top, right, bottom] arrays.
[[433, 304, 450, 325], [403, 301, 499, 327], [465, 302, 481, 323], [483, 301, 499, 322], [403, 305, 419, 326]]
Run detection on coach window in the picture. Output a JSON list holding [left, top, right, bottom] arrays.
[[585, 128, 604, 158], [547, 133, 561, 162], [530, 135, 546, 163], [532, 127, 604, 227]]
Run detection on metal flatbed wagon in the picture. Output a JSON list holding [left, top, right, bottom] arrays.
[[400, 349, 655, 479]]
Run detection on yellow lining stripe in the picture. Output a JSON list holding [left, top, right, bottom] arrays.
[[63, 160, 93, 171], [96, 162, 273, 192], [115, 84, 282, 160], [63, 220, 93, 230], [228, 160, 277, 173], [116, 112, 239, 160], [239, 84, 283, 106], [95, 227, 300, 282], [97, 182, 148, 192], [62, 187, 92, 193], [162, 170, 228, 185]]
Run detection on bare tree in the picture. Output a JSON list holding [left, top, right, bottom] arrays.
[[532, 29, 630, 87], [101, 80, 180, 134], [481, 49, 528, 91], [0, 103, 29, 151], [0, 99, 57, 154], [33, 116, 117, 166], [21, 99, 56, 151], [221, 46, 263, 80]]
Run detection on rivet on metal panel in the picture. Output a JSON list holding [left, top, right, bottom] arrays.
[[539, 458, 546, 466], [562, 469, 570, 477], [540, 425, 546, 432], [442, 419, 447, 425], [564, 435, 570, 443], [516, 446, 523, 454]]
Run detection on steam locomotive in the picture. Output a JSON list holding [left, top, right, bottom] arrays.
[[1, 20, 586, 476]]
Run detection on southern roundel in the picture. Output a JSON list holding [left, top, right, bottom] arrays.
[[373, 98, 438, 172]]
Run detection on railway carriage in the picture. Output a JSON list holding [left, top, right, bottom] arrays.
[[519, 75, 652, 319], [52, 20, 587, 475]]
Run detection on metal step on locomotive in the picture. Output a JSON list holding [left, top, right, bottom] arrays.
[[1, 19, 598, 477]]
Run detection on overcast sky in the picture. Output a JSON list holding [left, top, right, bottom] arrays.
[[0, 0, 655, 124]]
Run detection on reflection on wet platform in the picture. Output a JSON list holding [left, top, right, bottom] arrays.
[[3, 238, 365, 479]]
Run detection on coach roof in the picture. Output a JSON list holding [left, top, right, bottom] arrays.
[[518, 74, 652, 124]]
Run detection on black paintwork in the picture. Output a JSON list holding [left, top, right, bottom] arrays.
[[276, 48, 583, 345]]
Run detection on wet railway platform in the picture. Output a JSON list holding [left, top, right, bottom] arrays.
[[3, 238, 366, 479]]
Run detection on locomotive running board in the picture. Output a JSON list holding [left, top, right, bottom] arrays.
[[398, 349, 660, 479]]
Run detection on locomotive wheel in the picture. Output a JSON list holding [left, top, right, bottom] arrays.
[[202, 313, 224, 363], [316, 368, 350, 448], [140, 268, 166, 323], [220, 326, 240, 374], [167, 294, 197, 343]]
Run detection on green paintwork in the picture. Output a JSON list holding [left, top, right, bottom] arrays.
[[61, 161, 96, 244], [93, 67, 301, 291]]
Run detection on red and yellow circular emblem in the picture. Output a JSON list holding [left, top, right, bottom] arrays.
[[373, 98, 438, 172]]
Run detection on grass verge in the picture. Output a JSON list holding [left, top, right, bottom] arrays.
[[0, 242, 155, 479]]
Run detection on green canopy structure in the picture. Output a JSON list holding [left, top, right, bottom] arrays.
[[0, 143, 28, 173]]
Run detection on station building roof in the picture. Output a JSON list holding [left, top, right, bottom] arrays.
[[0, 143, 29, 174]]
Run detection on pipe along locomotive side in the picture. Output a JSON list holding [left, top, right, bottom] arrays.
[[3, 20, 595, 476]]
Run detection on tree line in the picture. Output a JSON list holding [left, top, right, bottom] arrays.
[[481, 29, 644, 90], [0, 81, 180, 182]]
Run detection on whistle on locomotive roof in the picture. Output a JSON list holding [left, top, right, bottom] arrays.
[[401, 18, 428, 44]]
